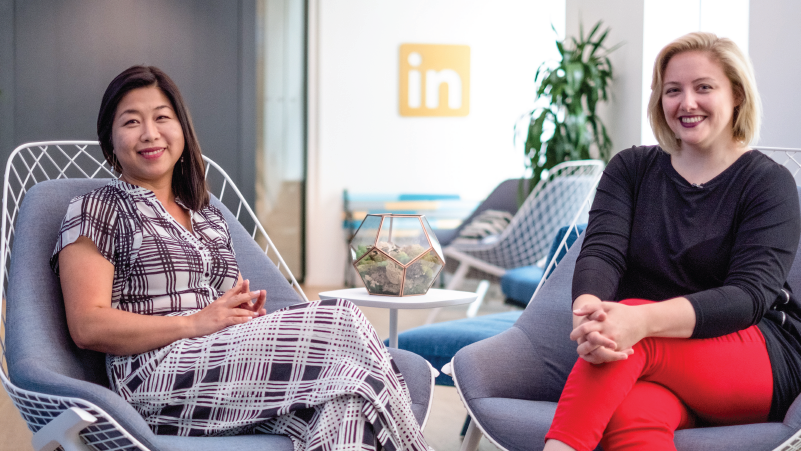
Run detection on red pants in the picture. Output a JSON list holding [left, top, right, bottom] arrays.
[[545, 300, 773, 451]]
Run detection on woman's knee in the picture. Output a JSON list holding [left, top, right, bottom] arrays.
[[602, 381, 694, 451]]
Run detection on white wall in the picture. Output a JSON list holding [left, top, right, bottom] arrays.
[[749, 0, 801, 148], [306, 0, 566, 286], [566, 0, 644, 153]]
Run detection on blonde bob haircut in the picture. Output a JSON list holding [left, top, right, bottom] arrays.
[[647, 32, 761, 154]]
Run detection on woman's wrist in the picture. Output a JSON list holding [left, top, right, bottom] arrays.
[[180, 314, 200, 339], [640, 297, 696, 339], [573, 294, 602, 310]]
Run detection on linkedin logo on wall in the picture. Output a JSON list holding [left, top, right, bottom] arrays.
[[399, 44, 470, 117]]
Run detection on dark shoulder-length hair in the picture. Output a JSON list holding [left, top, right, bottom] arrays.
[[97, 65, 209, 210]]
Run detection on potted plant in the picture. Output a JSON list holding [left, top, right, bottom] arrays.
[[518, 21, 620, 198]]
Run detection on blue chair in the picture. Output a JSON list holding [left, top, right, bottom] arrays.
[[0, 142, 435, 451], [501, 224, 586, 308]]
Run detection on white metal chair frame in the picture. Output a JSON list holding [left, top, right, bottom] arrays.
[[434, 159, 604, 320], [0, 141, 308, 451], [447, 146, 801, 451], [445, 161, 603, 279]]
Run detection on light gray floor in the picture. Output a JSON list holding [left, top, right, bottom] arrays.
[[0, 281, 515, 451]]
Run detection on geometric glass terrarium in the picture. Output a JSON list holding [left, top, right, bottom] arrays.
[[350, 214, 445, 296]]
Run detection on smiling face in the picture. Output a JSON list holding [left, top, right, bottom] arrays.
[[112, 85, 185, 190], [661, 51, 741, 153]]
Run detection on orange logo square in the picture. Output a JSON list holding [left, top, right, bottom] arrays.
[[399, 44, 470, 117]]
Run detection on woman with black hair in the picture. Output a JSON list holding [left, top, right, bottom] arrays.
[[52, 65, 429, 451]]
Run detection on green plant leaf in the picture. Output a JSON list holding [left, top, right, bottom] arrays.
[[586, 21, 601, 43], [565, 62, 584, 97], [589, 27, 610, 58], [556, 40, 565, 57], [520, 20, 620, 203]]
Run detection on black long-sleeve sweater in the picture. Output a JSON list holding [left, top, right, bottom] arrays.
[[572, 145, 801, 421]]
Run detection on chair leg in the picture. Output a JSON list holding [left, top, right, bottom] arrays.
[[459, 415, 471, 437], [424, 307, 442, 325], [460, 418, 483, 451], [32, 407, 96, 451], [445, 261, 471, 290], [465, 280, 490, 318]]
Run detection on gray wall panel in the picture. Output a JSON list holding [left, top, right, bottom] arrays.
[[0, 0, 15, 156], [239, 0, 257, 208], [2, 0, 256, 204], [749, 0, 801, 148]]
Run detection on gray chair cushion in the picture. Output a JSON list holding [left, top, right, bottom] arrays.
[[6, 179, 430, 449], [386, 347, 432, 425], [438, 179, 527, 247]]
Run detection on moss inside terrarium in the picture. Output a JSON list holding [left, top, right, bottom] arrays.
[[356, 249, 400, 295], [403, 251, 442, 295], [354, 244, 373, 260], [355, 242, 436, 295]]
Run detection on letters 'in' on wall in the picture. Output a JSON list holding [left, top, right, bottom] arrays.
[[399, 44, 470, 117]]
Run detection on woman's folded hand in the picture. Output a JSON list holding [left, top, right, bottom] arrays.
[[236, 278, 267, 316], [190, 278, 266, 337], [572, 302, 641, 364]]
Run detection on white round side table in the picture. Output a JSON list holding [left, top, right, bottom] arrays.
[[318, 288, 477, 348]]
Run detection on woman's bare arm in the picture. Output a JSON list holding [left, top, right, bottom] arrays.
[[59, 236, 266, 355]]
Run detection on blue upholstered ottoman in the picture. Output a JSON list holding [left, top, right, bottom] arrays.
[[390, 311, 522, 386]]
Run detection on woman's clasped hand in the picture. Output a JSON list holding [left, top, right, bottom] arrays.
[[188, 278, 267, 337], [571, 300, 641, 364]]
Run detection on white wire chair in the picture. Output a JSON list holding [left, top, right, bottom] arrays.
[[444, 160, 604, 285], [0, 141, 308, 451], [435, 160, 603, 319]]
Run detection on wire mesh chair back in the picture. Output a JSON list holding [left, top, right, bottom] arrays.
[[0, 141, 307, 450], [531, 147, 801, 302], [448, 160, 604, 270], [758, 147, 801, 185]]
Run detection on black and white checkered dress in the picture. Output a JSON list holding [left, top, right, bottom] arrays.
[[51, 179, 429, 451]]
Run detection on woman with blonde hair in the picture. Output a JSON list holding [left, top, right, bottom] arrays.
[[543, 32, 801, 450]]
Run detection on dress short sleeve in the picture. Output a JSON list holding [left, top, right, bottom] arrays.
[[50, 186, 142, 277]]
